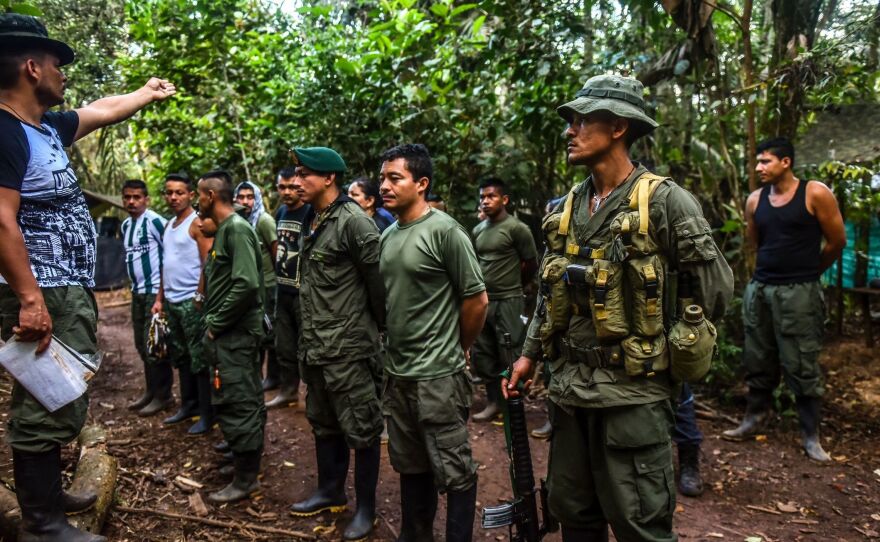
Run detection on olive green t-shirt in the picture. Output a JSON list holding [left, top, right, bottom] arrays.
[[204, 213, 264, 336], [255, 212, 277, 288], [472, 214, 538, 300], [380, 209, 485, 380]]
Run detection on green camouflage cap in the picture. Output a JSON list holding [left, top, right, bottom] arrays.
[[557, 74, 658, 139], [290, 147, 347, 174], [0, 13, 75, 66]]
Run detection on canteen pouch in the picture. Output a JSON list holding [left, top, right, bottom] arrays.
[[589, 259, 629, 341], [621, 334, 669, 377], [626, 254, 665, 338], [610, 210, 658, 256], [668, 307, 717, 382]]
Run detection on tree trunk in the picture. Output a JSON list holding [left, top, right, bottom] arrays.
[[742, 0, 758, 193]]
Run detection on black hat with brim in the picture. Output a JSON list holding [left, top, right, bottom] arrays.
[[0, 14, 75, 66]]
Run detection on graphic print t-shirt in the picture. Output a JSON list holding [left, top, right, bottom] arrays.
[[275, 203, 311, 294], [0, 110, 97, 288]]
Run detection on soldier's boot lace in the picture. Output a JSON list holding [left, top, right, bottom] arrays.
[[290, 436, 349, 516], [208, 450, 261, 504], [397, 472, 437, 542], [343, 442, 380, 540], [722, 390, 771, 441], [561, 525, 609, 542], [14, 447, 106, 542], [796, 396, 831, 462], [677, 443, 704, 497], [445, 482, 476, 542]]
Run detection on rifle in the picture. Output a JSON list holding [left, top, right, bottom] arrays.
[[481, 333, 558, 541]]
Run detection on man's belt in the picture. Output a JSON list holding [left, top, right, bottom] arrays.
[[560, 338, 624, 369]]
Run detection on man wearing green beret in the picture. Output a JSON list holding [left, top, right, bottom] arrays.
[[0, 13, 174, 542], [505, 75, 733, 541], [287, 147, 385, 541]]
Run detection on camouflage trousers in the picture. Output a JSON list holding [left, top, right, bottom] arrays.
[[0, 285, 94, 454], [166, 298, 207, 374], [471, 296, 526, 382]]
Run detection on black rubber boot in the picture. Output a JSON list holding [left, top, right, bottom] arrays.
[[472, 381, 502, 422], [445, 482, 477, 542], [343, 442, 380, 540], [796, 396, 831, 462], [397, 472, 437, 542], [722, 389, 772, 441], [213, 440, 230, 454], [289, 436, 349, 516], [265, 384, 299, 408], [127, 361, 153, 411], [63, 490, 97, 515], [187, 372, 214, 435], [13, 447, 106, 542], [262, 350, 280, 391], [677, 443, 704, 497], [208, 449, 261, 504], [162, 364, 199, 424], [561, 525, 609, 542]]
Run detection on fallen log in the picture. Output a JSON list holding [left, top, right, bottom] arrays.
[[115, 505, 319, 539], [68, 425, 117, 535]]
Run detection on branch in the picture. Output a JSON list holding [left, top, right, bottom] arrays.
[[114, 506, 319, 540], [700, 0, 743, 29]]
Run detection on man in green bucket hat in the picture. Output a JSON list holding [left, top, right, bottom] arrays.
[[0, 13, 174, 542], [504, 74, 733, 541]]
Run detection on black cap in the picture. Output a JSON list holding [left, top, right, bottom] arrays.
[[0, 14, 75, 66]]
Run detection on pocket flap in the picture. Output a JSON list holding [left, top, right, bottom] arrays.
[[604, 402, 672, 449], [434, 425, 468, 448], [634, 444, 669, 474]]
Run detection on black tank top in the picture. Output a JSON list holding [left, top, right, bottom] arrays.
[[753, 179, 823, 284]]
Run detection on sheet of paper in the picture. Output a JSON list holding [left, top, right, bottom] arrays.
[[0, 337, 96, 412]]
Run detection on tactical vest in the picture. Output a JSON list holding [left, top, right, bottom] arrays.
[[538, 173, 717, 382]]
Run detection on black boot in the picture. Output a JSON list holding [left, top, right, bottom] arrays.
[[397, 472, 437, 542], [62, 490, 98, 514], [13, 447, 106, 542], [208, 449, 261, 503], [162, 365, 199, 423], [677, 443, 704, 497], [561, 525, 609, 542], [796, 396, 831, 462], [213, 440, 230, 453], [445, 482, 476, 542], [722, 389, 771, 441], [343, 442, 380, 540], [187, 372, 214, 435], [127, 361, 153, 411], [289, 436, 349, 516]]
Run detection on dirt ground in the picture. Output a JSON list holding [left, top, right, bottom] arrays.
[[2, 291, 879, 541]]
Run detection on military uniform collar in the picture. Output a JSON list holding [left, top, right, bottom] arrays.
[[304, 192, 355, 239], [573, 162, 646, 242]]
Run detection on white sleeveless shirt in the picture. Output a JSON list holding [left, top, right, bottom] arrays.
[[162, 211, 201, 303]]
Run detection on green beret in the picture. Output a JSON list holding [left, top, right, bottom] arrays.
[[291, 147, 347, 174]]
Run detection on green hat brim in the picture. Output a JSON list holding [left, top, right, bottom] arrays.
[[557, 96, 658, 137], [0, 34, 75, 66]]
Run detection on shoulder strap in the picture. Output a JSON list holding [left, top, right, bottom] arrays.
[[627, 172, 667, 236], [556, 184, 580, 236]]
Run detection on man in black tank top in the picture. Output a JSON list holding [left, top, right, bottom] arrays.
[[723, 138, 846, 462]]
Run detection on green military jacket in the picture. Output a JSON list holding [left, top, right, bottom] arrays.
[[298, 194, 385, 364], [521, 164, 733, 409]]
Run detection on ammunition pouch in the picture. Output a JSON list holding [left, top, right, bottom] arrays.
[[621, 334, 669, 378], [626, 254, 665, 338], [541, 255, 571, 334], [560, 337, 624, 369], [668, 306, 717, 382], [589, 258, 629, 341]]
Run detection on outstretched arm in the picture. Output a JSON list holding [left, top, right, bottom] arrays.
[[74, 78, 176, 141]]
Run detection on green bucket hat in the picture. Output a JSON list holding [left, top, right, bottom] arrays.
[[557, 74, 658, 139], [290, 147, 347, 174], [0, 13, 75, 66]]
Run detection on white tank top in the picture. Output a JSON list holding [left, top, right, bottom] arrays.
[[162, 211, 201, 303]]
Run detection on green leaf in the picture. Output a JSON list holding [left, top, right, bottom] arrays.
[[450, 3, 478, 18], [11, 2, 41, 16], [334, 58, 358, 75], [470, 14, 486, 35], [430, 4, 449, 18]]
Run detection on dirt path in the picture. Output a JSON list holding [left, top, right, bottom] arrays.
[[2, 295, 879, 541]]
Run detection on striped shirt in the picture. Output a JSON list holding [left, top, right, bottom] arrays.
[[121, 209, 167, 294]]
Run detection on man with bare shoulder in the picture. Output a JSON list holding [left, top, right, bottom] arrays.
[[723, 137, 846, 462]]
